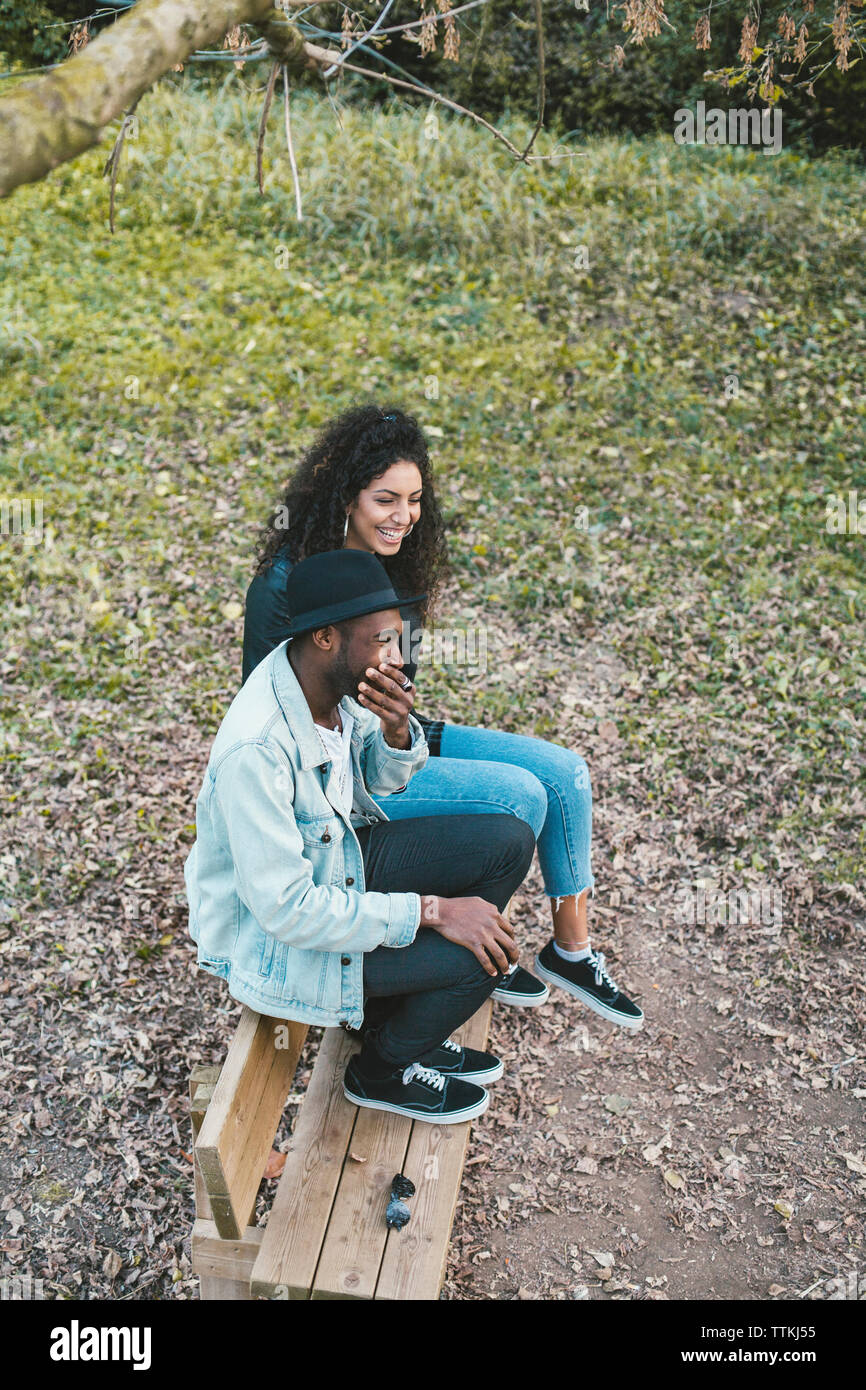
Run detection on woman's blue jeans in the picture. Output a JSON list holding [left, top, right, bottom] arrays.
[[372, 723, 594, 903]]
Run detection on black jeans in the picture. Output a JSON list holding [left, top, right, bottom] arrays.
[[354, 812, 536, 1070]]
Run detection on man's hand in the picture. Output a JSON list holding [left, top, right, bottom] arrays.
[[420, 894, 519, 977], [357, 661, 414, 749]]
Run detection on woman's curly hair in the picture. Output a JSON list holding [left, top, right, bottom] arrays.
[[254, 400, 449, 618]]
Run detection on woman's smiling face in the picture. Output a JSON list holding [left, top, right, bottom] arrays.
[[344, 460, 423, 556]]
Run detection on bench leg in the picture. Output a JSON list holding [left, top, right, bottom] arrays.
[[192, 1220, 264, 1300], [190, 1065, 257, 1300]]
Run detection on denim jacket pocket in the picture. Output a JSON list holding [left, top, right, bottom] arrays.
[[258, 933, 276, 977], [257, 933, 290, 988], [295, 810, 346, 885], [294, 810, 345, 844]]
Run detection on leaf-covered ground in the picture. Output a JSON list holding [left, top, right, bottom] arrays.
[[0, 81, 864, 1300]]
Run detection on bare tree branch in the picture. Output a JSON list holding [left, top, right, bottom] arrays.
[[256, 60, 280, 195], [0, 0, 301, 198], [102, 98, 140, 232], [282, 65, 303, 221], [0, 0, 542, 202], [331, 55, 527, 161], [520, 0, 545, 161]]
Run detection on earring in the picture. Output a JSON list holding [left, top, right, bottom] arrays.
[[343, 514, 349, 542], [404, 522, 414, 536]]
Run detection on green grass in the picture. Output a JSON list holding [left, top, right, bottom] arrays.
[[1, 77, 864, 915]]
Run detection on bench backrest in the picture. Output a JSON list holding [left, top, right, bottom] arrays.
[[195, 1007, 308, 1238]]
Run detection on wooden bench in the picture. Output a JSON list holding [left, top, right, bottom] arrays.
[[189, 996, 494, 1299]]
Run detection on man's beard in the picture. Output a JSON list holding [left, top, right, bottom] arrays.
[[328, 647, 362, 704]]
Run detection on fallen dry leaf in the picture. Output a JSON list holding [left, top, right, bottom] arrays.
[[643, 1135, 672, 1163], [587, 1250, 614, 1268], [263, 1149, 286, 1180], [603, 1093, 631, 1115]]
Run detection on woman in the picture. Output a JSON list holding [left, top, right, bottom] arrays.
[[242, 402, 642, 1029]]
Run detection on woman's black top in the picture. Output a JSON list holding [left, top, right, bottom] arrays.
[[241, 549, 444, 755]]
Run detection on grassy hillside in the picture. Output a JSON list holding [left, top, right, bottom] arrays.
[[1, 79, 864, 921]]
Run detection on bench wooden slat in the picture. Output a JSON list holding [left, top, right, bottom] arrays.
[[189, 1068, 220, 1224], [250, 1026, 358, 1299], [374, 999, 492, 1300], [195, 1006, 308, 1240], [191, 1218, 264, 1298], [310, 1102, 413, 1300]]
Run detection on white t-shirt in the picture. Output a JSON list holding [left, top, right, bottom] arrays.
[[315, 712, 355, 816]]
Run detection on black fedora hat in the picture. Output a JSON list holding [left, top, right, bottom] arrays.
[[285, 550, 427, 638]]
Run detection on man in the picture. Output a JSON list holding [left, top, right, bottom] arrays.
[[184, 550, 536, 1124]]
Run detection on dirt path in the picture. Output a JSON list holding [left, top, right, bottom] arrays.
[[431, 622, 865, 1300], [442, 812, 864, 1301]]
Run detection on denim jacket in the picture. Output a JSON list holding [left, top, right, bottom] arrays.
[[183, 640, 429, 1026]]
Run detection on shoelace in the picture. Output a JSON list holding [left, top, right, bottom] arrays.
[[589, 949, 617, 993], [402, 1062, 446, 1090], [441, 1039, 462, 1055]]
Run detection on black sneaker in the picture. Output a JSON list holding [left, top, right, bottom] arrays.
[[534, 940, 644, 1029], [343, 1057, 490, 1124], [491, 965, 550, 1007], [416, 1037, 504, 1084]]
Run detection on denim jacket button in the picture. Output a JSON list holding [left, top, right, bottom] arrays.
[[321, 831, 332, 843], [341, 955, 351, 966], [345, 876, 354, 886]]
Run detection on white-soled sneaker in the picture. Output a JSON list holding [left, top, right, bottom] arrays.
[[534, 941, 643, 1029], [491, 964, 549, 1007], [343, 1057, 490, 1123], [415, 1037, 504, 1084]]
